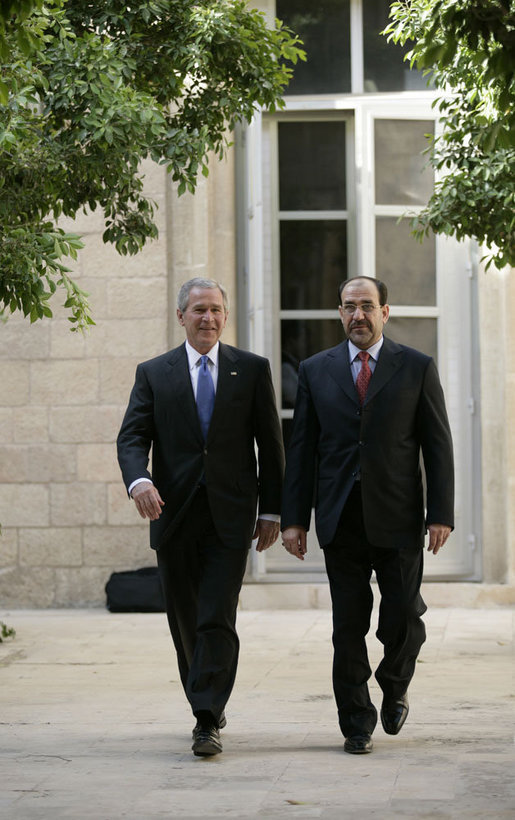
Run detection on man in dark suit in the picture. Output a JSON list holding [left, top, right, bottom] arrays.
[[117, 277, 284, 757], [281, 276, 454, 755]]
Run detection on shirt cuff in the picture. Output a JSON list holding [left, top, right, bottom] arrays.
[[258, 513, 280, 523], [128, 477, 153, 497]]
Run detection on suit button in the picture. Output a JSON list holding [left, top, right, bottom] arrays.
[[359, 440, 364, 447], [203, 448, 208, 455]]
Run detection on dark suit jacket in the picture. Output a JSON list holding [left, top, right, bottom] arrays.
[[117, 342, 285, 550], [281, 336, 454, 550]]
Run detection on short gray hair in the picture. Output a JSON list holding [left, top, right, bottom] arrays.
[[177, 278, 229, 313]]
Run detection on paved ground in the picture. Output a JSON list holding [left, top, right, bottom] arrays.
[[0, 606, 513, 819]]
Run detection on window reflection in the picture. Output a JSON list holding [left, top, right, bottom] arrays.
[[386, 317, 437, 360], [281, 319, 344, 407], [279, 121, 346, 211], [277, 0, 351, 94], [280, 221, 347, 310], [376, 218, 435, 306], [364, 0, 429, 92], [375, 120, 434, 206]]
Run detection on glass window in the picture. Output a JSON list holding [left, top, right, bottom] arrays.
[[375, 217, 435, 306], [281, 319, 344, 407], [277, 0, 351, 94], [363, 0, 428, 92], [279, 121, 347, 211], [280, 221, 347, 310], [375, 119, 435, 206], [385, 317, 438, 360]]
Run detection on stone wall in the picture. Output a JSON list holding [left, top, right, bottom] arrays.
[[0, 154, 237, 606]]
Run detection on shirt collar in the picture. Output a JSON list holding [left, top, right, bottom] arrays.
[[185, 340, 220, 370], [348, 336, 384, 362]]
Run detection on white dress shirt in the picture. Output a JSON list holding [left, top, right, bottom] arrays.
[[348, 337, 384, 383]]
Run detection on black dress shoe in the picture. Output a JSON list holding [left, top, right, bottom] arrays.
[[192, 725, 223, 756], [343, 734, 373, 754], [381, 694, 409, 735], [192, 711, 226, 737]]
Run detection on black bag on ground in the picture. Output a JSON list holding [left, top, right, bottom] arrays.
[[105, 567, 165, 613]]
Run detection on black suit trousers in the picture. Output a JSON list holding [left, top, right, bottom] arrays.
[[323, 483, 427, 737], [156, 486, 248, 725]]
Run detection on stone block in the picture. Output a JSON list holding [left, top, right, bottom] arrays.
[[80, 232, 166, 279], [107, 483, 143, 526], [19, 527, 82, 567], [0, 566, 55, 607], [99, 360, 141, 405], [100, 318, 167, 358], [50, 482, 106, 527], [0, 409, 13, 443], [82, 525, 149, 567], [28, 444, 77, 483], [14, 407, 49, 443], [54, 566, 114, 606], [106, 277, 166, 319], [0, 318, 50, 359], [50, 405, 123, 443], [0, 484, 49, 527], [0, 445, 28, 482], [0, 362, 30, 406], [77, 443, 120, 482], [30, 360, 99, 405], [0, 528, 18, 566]]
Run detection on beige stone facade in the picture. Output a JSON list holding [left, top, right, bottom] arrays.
[[0, 155, 237, 606], [1, 147, 514, 607]]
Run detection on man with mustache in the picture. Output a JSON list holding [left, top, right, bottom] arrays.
[[281, 276, 454, 754]]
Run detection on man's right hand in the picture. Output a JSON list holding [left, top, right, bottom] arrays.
[[281, 526, 307, 561], [131, 483, 165, 520]]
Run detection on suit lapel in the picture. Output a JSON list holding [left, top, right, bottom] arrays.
[[326, 342, 358, 404], [365, 336, 404, 404], [165, 344, 202, 439], [325, 337, 404, 406], [208, 343, 239, 440]]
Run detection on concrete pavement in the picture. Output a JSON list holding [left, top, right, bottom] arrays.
[[0, 605, 513, 819]]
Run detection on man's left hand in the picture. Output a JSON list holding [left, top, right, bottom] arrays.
[[253, 519, 280, 552], [427, 524, 451, 554]]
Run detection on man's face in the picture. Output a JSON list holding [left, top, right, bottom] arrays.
[[177, 287, 228, 354], [338, 279, 389, 349]]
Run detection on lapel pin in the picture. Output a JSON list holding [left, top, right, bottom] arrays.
[[230, 371, 238, 376]]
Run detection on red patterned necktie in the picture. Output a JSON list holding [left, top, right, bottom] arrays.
[[356, 351, 372, 405]]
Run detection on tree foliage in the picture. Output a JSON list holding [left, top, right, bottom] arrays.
[[0, 0, 304, 329], [385, 0, 515, 269]]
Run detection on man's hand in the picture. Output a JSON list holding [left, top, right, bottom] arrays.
[[281, 526, 307, 561], [131, 483, 164, 520], [253, 519, 280, 552], [427, 523, 451, 555]]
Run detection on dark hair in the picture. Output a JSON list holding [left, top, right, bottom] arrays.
[[338, 276, 388, 306]]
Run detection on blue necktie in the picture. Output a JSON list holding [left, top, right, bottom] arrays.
[[196, 355, 215, 440]]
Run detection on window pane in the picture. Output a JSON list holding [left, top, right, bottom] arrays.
[[277, 0, 351, 94], [279, 121, 346, 211], [375, 120, 435, 206], [364, 0, 428, 92], [385, 317, 437, 360], [280, 221, 347, 310], [282, 319, 343, 407], [376, 217, 435, 306]]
